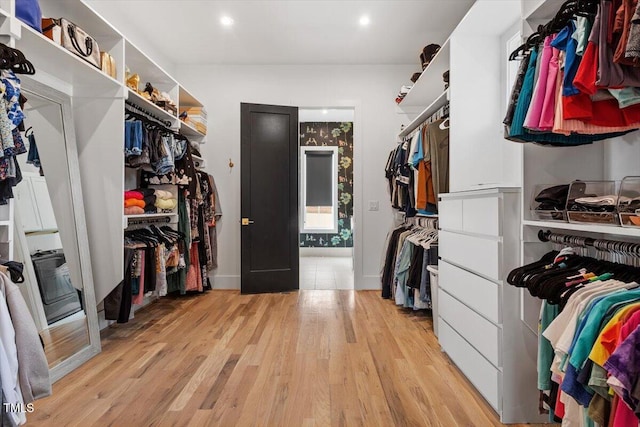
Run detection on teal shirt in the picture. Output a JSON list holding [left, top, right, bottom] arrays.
[[538, 301, 559, 390], [569, 289, 640, 369]]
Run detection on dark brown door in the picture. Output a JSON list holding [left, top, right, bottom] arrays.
[[240, 103, 299, 294]]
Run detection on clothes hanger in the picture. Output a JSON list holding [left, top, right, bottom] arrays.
[[0, 43, 35, 75]]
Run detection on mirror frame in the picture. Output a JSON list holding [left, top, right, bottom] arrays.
[[15, 76, 101, 382]]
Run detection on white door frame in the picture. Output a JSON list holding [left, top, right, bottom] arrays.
[[296, 101, 363, 289]]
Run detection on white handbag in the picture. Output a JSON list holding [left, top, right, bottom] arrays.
[[59, 18, 101, 69]]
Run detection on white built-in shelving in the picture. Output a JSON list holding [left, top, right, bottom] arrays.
[[125, 212, 178, 228], [398, 39, 450, 109], [398, 90, 448, 137], [126, 89, 178, 125], [179, 120, 205, 139], [0, 0, 209, 312], [523, 220, 640, 239], [178, 85, 207, 142]]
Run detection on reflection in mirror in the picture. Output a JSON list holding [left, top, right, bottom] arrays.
[[13, 92, 90, 369]]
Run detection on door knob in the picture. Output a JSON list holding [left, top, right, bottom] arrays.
[[241, 218, 254, 225]]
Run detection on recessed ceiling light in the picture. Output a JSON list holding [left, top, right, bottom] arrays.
[[220, 16, 234, 27], [359, 16, 370, 26], [322, 109, 328, 115]]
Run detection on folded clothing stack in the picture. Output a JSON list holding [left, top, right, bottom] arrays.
[[124, 188, 176, 215], [181, 107, 207, 134], [618, 195, 640, 213], [571, 195, 618, 213], [535, 184, 570, 211], [124, 190, 145, 215], [154, 189, 177, 212]]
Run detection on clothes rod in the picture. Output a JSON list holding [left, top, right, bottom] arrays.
[[126, 216, 172, 226], [400, 100, 449, 139], [538, 230, 640, 254], [125, 101, 172, 128], [404, 215, 438, 230]]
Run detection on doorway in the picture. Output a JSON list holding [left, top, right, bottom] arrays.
[[298, 108, 355, 290], [240, 103, 299, 294]]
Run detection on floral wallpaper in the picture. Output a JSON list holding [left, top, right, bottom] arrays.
[[300, 121, 353, 248]]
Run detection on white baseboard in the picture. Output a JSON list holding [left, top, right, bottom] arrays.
[[210, 274, 241, 290], [356, 275, 382, 290], [300, 247, 353, 257]]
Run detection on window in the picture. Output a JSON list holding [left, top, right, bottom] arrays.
[[301, 146, 338, 233]]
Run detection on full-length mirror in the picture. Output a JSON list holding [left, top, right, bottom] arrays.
[[13, 81, 100, 381]]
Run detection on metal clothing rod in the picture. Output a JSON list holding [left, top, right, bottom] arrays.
[[538, 230, 640, 255], [125, 101, 172, 128], [404, 102, 450, 140], [404, 215, 438, 230], [126, 216, 172, 228]]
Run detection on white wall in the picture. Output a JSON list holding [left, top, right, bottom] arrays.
[[84, 0, 177, 76], [177, 64, 414, 289]]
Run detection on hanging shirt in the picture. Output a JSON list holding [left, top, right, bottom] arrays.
[[575, 16, 593, 56], [539, 35, 561, 130], [525, 35, 554, 130], [550, 20, 582, 96]]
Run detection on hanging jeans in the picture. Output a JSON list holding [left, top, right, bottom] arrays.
[[124, 121, 143, 156]]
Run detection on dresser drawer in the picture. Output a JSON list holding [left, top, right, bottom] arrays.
[[439, 199, 463, 231], [439, 290, 501, 367], [462, 196, 500, 237], [439, 231, 502, 281], [439, 319, 501, 411], [439, 260, 500, 324]]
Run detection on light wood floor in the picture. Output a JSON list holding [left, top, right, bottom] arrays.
[[28, 291, 551, 426], [40, 315, 90, 367]]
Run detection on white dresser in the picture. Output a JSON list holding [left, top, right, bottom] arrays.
[[438, 187, 544, 424]]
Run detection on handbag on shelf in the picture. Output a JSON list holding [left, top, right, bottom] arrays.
[[44, 18, 101, 69], [100, 52, 117, 79], [41, 18, 61, 44]]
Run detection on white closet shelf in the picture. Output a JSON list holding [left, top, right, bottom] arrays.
[[0, 220, 11, 226], [522, 220, 640, 238], [125, 39, 177, 89], [179, 121, 206, 139], [399, 90, 449, 137], [42, 0, 124, 42], [398, 39, 450, 108], [179, 85, 204, 108], [127, 89, 178, 124], [13, 17, 123, 93], [524, 0, 564, 21]]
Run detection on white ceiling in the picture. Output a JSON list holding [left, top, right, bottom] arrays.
[[88, 0, 476, 65]]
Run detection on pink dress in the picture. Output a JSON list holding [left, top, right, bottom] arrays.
[[524, 35, 554, 130], [538, 35, 560, 130]]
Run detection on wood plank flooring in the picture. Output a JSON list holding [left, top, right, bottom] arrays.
[[40, 316, 90, 367], [27, 291, 551, 426]]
